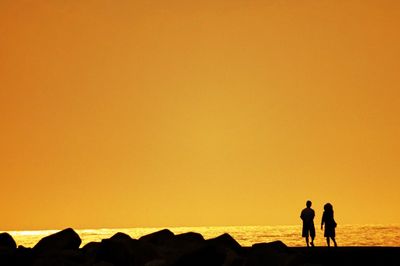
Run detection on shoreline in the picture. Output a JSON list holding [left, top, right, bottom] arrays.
[[1, 228, 400, 266], [7, 224, 400, 248]]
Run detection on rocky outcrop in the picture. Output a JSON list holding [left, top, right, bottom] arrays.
[[1, 228, 399, 266], [139, 229, 175, 246], [0, 233, 17, 250], [33, 228, 82, 254]]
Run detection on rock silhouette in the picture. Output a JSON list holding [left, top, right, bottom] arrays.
[[0, 228, 399, 266], [33, 228, 82, 254], [0, 233, 17, 250]]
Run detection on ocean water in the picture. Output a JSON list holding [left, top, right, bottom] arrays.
[[7, 224, 400, 248]]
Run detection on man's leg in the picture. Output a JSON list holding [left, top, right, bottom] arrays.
[[310, 227, 315, 247], [305, 236, 310, 247]]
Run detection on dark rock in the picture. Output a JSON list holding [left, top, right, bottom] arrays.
[[82, 241, 101, 253], [174, 232, 204, 243], [97, 238, 134, 266], [251, 241, 289, 253], [33, 228, 82, 254], [110, 232, 134, 241], [209, 233, 245, 266], [0, 248, 17, 266], [171, 232, 205, 251], [169, 233, 244, 266], [97, 234, 160, 266], [139, 229, 175, 246], [31, 249, 84, 266], [208, 233, 243, 254], [16, 246, 35, 266], [172, 243, 226, 266], [244, 241, 295, 266], [130, 239, 163, 265], [144, 259, 167, 266], [81, 242, 101, 264], [0, 232, 17, 249], [153, 232, 205, 265], [93, 262, 115, 266]]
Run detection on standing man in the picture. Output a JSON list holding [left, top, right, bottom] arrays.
[[300, 200, 316, 247]]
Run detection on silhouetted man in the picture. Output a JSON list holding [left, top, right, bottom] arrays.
[[300, 200, 315, 247]]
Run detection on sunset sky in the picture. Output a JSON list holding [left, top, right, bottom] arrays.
[[1, 0, 399, 231]]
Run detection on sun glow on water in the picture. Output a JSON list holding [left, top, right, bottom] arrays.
[[8, 224, 400, 248]]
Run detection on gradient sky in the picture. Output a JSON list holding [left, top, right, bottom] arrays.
[[1, 0, 399, 230]]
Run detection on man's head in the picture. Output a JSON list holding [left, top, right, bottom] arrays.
[[306, 200, 312, 208]]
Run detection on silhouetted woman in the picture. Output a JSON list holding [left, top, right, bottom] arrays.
[[321, 203, 337, 247]]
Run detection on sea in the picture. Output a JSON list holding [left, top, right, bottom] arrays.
[[7, 224, 400, 248]]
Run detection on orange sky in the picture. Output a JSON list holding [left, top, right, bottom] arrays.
[[1, 0, 399, 230]]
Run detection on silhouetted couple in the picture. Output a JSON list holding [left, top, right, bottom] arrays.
[[300, 200, 337, 247]]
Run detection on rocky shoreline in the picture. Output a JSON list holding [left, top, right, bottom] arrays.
[[0, 228, 399, 266]]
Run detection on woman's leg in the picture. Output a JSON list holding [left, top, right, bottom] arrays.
[[326, 237, 330, 247], [331, 237, 337, 247]]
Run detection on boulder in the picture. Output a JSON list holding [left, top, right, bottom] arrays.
[[82, 241, 101, 254], [97, 238, 134, 266], [169, 232, 244, 266], [0, 248, 17, 266], [174, 232, 204, 244], [33, 228, 81, 254], [31, 249, 83, 266], [145, 259, 167, 266], [0, 232, 17, 249], [172, 243, 226, 266], [97, 234, 160, 266], [244, 241, 295, 266], [208, 233, 242, 254], [16, 246, 35, 266], [170, 232, 205, 251], [93, 262, 115, 266], [139, 229, 175, 246], [154, 232, 205, 264], [251, 241, 289, 253], [81, 242, 102, 264], [110, 232, 134, 242]]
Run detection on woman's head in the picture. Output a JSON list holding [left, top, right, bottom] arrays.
[[324, 203, 333, 211]]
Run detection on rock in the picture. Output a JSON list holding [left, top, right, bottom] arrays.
[[154, 232, 205, 264], [167, 232, 244, 266], [0, 248, 17, 266], [110, 232, 134, 242], [31, 249, 84, 266], [81, 242, 101, 264], [16, 246, 35, 266], [171, 232, 205, 251], [174, 232, 204, 243], [145, 259, 167, 266], [172, 243, 226, 266], [97, 238, 134, 266], [251, 241, 289, 253], [97, 233, 160, 266], [82, 241, 101, 254], [139, 229, 175, 246], [244, 241, 294, 266], [208, 233, 243, 254], [0, 232, 17, 249], [93, 261, 115, 266], [33, 228, 82, 254]]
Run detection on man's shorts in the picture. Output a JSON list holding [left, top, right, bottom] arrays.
[[302, 223, 316, 238]]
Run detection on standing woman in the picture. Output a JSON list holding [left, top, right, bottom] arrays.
[[321, 203, 338, 247]]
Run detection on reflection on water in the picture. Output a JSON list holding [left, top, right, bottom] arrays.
[[8, 224, 400, 248]]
